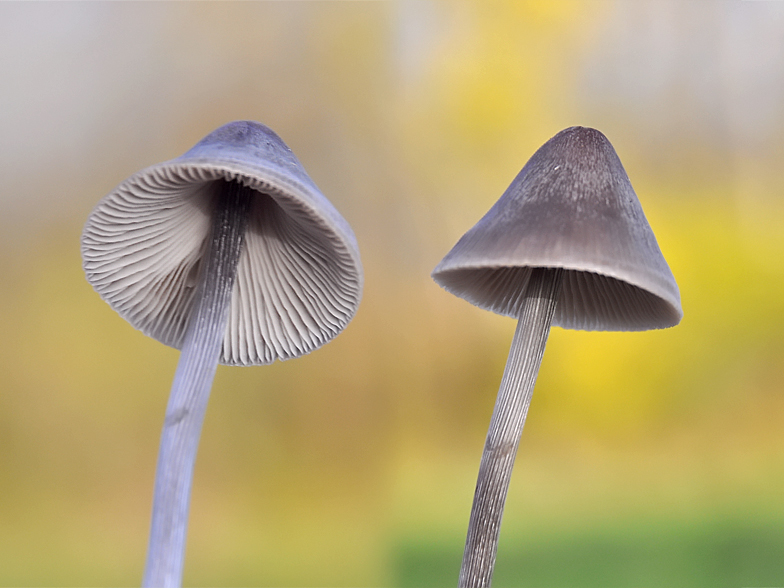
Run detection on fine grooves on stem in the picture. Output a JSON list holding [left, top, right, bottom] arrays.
[[458, 267, 564, 588], [143, 180, 253, 588]]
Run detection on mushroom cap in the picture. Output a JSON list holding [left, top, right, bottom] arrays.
[[82, 121, 363, 365], [432, 126, 682, 331]]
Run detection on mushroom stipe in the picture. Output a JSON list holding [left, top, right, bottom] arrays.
[[144, 180, 253, 587], [459, 267, 563, 588]]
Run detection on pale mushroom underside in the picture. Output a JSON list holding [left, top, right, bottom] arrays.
[[433, 265, 681, 331], [82, 164, 362, 366]]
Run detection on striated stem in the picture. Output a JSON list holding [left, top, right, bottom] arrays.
[[458, 267, 564, 588], [143, 180, 253, 588]]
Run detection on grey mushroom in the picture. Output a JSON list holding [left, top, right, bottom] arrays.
[[432, 126, 681, 587], [82, 121, 363, 587]]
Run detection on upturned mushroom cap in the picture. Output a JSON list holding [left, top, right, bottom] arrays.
[[432, 126, 682, 331], [82, 121, 363, 365]]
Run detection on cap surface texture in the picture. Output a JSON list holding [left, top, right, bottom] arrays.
[[82, 121, 363, 365], [432, 126, 681, 331]]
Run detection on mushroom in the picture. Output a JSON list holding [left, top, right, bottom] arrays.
[[81, 121, 363, 587], [431, 126, 682, 587]]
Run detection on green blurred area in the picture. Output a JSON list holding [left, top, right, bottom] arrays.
[[1, 1, 783, 586], [396, 517, 784, 587]]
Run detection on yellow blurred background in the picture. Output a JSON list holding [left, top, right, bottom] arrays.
[[1, 1, 783, 586]]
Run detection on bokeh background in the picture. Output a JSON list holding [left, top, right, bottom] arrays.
[[2, 1, 783, 586]]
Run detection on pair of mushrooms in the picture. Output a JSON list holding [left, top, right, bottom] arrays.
[[82, 122, 681, 587]]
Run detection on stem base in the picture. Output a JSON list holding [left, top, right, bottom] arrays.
[[458, 267, 564, 588], [143, 181, 253, 588]]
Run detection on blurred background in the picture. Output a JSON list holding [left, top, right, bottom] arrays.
[[1, 1, 783, 586]]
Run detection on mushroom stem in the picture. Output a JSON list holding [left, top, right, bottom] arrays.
[[458, 267, 563, 588], [143, 180, 253, 588]]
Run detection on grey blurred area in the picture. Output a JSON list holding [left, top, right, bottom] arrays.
[[2, 1, 783, 241]]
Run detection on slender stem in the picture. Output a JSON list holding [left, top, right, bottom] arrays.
[[143, 181, 253, 588], [458, 267, 564, 588]]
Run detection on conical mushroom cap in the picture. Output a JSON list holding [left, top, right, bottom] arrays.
[[82, 121, 363, 365], [432, 126, 681, 331]]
